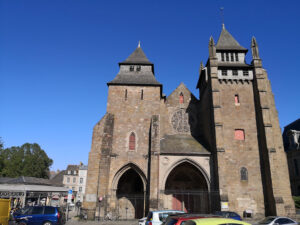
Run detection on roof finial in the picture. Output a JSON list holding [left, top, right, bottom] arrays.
[[220, 7, 225, 29], [138, 40, 141, 48]]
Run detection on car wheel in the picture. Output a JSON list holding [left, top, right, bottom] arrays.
[[43, 221, 52, 225]]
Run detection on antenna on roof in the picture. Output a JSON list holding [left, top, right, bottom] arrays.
[[220, 7, 225, 29], [138, 40, 141, 48]]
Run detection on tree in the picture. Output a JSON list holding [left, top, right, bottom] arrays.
[[0, 138, 4, 173], [0, 143, 53, 178]]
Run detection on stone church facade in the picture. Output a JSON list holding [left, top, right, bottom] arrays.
[[83, 26, 295, 220]]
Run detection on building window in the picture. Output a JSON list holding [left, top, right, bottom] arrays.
[[179, 93, 184, 104], [137, 65, 141, 71], [67, 177, 70, 183], [141, 89, 143, 100], [294, 159, 299, 176], [230, 53, 234, 62], [79, 187, 82, 192], [73, 177, 76, 183], [130, 65, 134, 71], [125, 89, 127, 100], [235, 95, 240, 105], [74, 171, 76, 175], [68, 170, 71, 175], [80, 178, 83, 184], [243, 70, 249, 76], [222, 70, 227, 76], [72, 187, 75, 191], [221, 53, 225, 61], [235, 52, 239, 61], [232, 70, 238, 76], [241, 167, 248, 181], [235, 129, 245, 140], [129, 132, 136, 151], [226, 53, 229, 61]]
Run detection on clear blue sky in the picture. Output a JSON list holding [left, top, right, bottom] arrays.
[[1, 0, 299, 171]]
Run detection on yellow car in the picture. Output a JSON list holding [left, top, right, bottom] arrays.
[[184, 218, 252, 225]]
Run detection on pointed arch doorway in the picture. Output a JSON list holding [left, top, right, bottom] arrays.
[[113, 164, 146, 219], [164, 161, 209, 213]]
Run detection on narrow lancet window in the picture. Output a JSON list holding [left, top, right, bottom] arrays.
[[221, 53, 225, 61], [230, 53, 234, 62], [179, 93, 184, 104], [129, 132, 136, 151], [235, 52, 239, 61], [235, 94, 240, 105], [141, 89, 144, 100], [226, 53, 229, 61], [125, 89, 128, 100], [241, 167, 248, 181]]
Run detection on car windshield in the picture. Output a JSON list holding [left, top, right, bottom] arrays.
[[165, 218, 178, 225], [259, 217, 276, 224], [20, 207, 32, 214]]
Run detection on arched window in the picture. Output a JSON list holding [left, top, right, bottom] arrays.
[[141, 89, 144, 100], [179, 93, 184, 104], [129, 132, 135, 151], [241, 167, 248, 181], [125, 89, 127, 100]]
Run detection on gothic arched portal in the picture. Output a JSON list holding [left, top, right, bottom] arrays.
[[164, 161, 209, 213], [116, 168, 144, 219]]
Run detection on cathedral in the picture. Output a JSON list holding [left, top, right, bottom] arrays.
[[83, 26, 295, 220]]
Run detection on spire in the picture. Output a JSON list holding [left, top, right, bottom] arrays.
[[209, 36, 216, 58], [251, 36, 260, 59], [216, 27, 247, 51], [138, 40, 141, 48]]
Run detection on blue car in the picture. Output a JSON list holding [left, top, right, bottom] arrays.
[[214, 211, 242, 221], [13, 206, 65, 225]]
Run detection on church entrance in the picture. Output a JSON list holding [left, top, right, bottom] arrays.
[[116, 168, 144, 219], [165, 162, 209, 213]]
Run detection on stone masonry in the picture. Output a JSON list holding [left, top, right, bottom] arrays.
[[83, 26, 295, 220]]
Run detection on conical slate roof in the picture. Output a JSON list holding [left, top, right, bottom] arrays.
[[120, 46, 153, 65], [108, 45, 161, 86], [216, 26, 247, 51]]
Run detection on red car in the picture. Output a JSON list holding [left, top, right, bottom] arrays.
[[164, 214, 221, 225]]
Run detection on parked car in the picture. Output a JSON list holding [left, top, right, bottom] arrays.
[[255, 216, 297, 225], [164, 213, 222, 225], [214, 211, 242, 221], [13, 206, 65, 225], [146, 210, 185, 225], [139, 217, 147, 225], [184, 218, 251, 225]]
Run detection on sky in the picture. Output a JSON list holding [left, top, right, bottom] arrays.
[[1, 0, 300, 171]]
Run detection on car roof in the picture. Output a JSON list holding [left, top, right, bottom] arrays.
[[190, 218, 251, 225], [151, 210, 185, 213], [170, 214, 221, 219]]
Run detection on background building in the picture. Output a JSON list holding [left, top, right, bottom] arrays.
[[83, 26, 295, 220]]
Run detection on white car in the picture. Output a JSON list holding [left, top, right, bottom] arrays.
[[145, 210, 185, 225], [256, 216, 297, 225], [139, 217, 147, 225]]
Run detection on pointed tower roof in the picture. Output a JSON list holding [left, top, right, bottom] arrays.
[[119, 45, 153, 65], [216, 25, 247, 51], [108, 44, 161, 86]]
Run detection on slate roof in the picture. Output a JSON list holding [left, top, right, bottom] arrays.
[[160, 134, 210, 155], [0, 176, 53, 186], [108, 46, 162, 86], [216, 26, 247, 51], [119, 46, 153, 65], [50, 170, 66, 186]]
